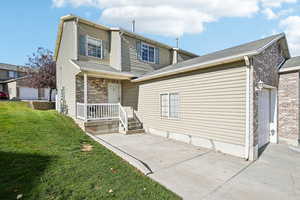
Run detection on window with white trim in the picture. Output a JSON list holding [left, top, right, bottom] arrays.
[[169, 93, 179, 118], [160, 93, 179, 118], [87, 36, 102, 58], [8, 71, 17, 78], [141, 43, 155, 63], [160, 93, 169, 117]]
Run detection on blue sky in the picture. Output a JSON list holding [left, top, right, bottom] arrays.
[[0, 0, 299, 66]]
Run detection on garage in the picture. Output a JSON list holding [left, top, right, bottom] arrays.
[[19, 87, 38, 100]]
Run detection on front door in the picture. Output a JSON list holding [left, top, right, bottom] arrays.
[[108, 83, 120, 103], [258, 89, 270, 148]]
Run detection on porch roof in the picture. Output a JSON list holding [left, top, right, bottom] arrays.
[[70, 60, 137, 79]]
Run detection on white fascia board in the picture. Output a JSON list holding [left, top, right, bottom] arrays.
[[132, 54, 247, 82], [132, 34, 284, 83], [279, 65, 300, 73], [69, 59, 133, 79]]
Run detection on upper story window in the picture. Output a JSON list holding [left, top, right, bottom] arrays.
[[79, 35, 103, 59], [137, 41, 160, 64], [87, 36, 102, 58], [8, 71, 17, 78], [142, 43, 155, 63]]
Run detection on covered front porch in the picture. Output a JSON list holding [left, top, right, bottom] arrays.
[[71, 60, 143, 134], [75, 71, 130, 129]]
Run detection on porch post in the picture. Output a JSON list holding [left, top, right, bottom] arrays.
[[84, 73, 88, 121]]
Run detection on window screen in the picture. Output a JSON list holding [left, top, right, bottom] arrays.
[[160, 94, 169, 117], [169, 93, 179, 118]]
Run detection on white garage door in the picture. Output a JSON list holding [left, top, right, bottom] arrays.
[[258, 89, 271, 148], [19, 87, 38, 100]]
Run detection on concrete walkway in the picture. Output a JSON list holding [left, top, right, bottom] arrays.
[[95, 133, 300, 200]]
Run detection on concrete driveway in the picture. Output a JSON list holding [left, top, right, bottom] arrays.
[[95, 133, 300, 200]]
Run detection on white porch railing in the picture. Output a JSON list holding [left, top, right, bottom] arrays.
[[76, 103, 128, 130], [119, 103, 128, 131]]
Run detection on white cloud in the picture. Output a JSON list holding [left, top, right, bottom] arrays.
[[261, 0, 297, 7], [262, 8, 278, 19], [52, 0, 298, 36], [52, 0, 95, 7], [280, 16, 300, 56], [262, 7, 294, 19]]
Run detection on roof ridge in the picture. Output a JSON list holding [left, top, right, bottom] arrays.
[[57, 14, 198, 57], [133, 33, 286, 82]]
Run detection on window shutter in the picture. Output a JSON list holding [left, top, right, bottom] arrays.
[[102, 40, 109, 59], [136, 40, 141, 60], [155, 47, 160, 64], [79, 35, 86, 56]]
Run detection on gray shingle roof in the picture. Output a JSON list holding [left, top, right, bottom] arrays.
[[134, 33, 285, 81], [71, 60, 137, 77], [0, 63, 28, 72], [281, 56, 300, 69]]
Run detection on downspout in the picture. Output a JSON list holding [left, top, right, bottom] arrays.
[[244, 56, 251, 160]]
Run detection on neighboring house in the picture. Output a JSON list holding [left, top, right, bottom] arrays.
[[0, 63, 27, 92], [278, 56, 300, 146], [0, 63, 56, 101], [55, 14, 296, 161], [5, 76, 56, 101]]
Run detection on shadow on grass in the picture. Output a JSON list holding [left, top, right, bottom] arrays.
[[0, 151, 54, 199]]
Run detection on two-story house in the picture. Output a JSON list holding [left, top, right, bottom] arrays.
[[0, 63, 27, 93], [0, 63, 56, 101], [55, 14, 297, 160], [54, 14, 197, 131]]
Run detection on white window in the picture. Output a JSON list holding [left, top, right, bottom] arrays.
[[160, 94, 169, 117], [160, 93, 179, 118], [8, 71, 16, 78], [169, 93, 179, 118], [141, 43, 155, 63], [87, 36, 102, 59]]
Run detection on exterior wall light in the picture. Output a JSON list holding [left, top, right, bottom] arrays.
[[257, 80, 264, 91]]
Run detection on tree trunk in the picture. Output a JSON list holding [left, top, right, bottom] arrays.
[[49, 88, 52, 102]]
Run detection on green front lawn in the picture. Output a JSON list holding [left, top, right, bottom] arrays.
[[0, 102, 180, 200]]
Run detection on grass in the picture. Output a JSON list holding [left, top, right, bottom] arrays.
[[0, 102, 180, 200]]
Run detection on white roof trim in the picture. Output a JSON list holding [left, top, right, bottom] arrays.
[[279, 65, 300, 73], [69, 59, 134, 79], [132, 34, 285, 82]]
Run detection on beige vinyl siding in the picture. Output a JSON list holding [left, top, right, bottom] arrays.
[[137, 62, 246, 146], [77, 22, 110, 65], [121, 35, 171, 76], [0, 69, 8, 80], [56, 20, 80, 118], [7, 81, 17, 99]]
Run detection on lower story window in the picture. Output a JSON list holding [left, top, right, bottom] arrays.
[[169, 93, 179, 118], [160, 94, 169, 117], [160, 93, 179, 118]]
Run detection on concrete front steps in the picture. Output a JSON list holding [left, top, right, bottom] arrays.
[[83, 117, 144, 135], [120, 117, 145, 135]]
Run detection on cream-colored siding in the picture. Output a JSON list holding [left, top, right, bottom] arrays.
[[7, 81, 17, 99], [56, 20, 80, 118], [0, 69, 8, 80], [136, 62, 246, 146], [77, 22, 110, 65], [121, 35, 171, 76]]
